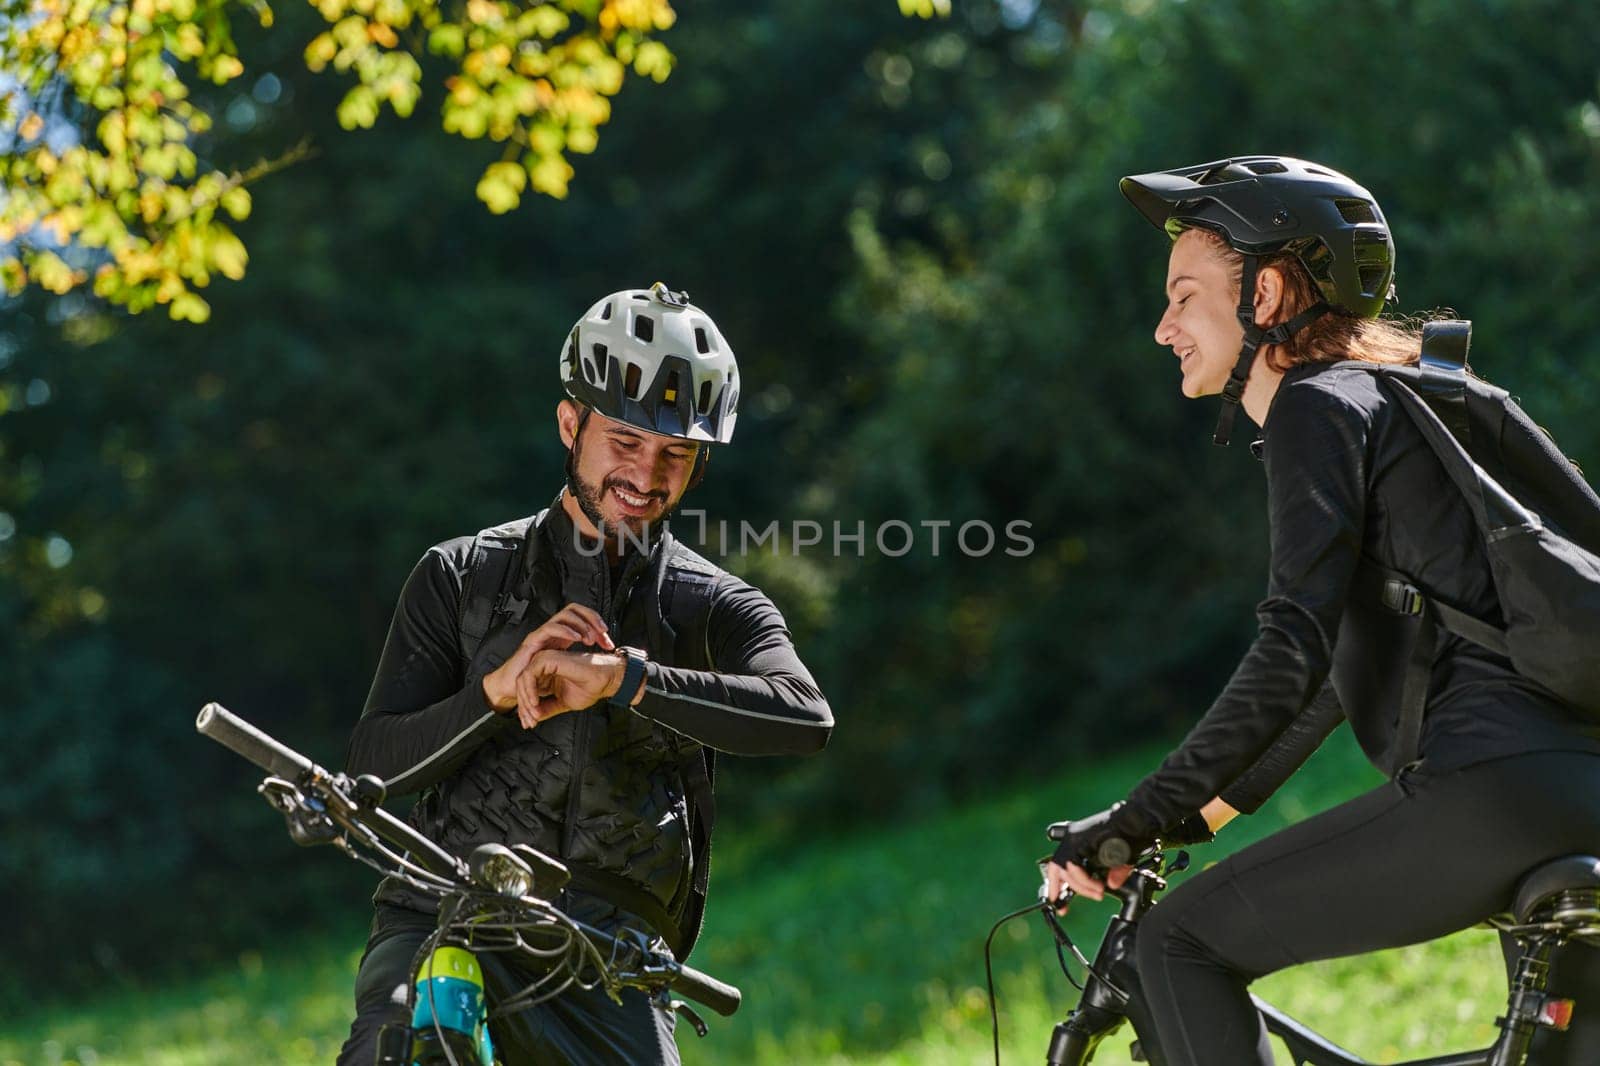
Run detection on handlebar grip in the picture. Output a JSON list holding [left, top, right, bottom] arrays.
[[1096, 837, 1132, 870], [197, 702, 314, 780], [669, 962, 741, 1017]]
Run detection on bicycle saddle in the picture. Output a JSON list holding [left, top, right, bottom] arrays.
[[1512, 855, 1600, 925]]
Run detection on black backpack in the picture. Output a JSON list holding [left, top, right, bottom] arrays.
[[453, 511, 721, 958], [1349, 322, 1600, 767]]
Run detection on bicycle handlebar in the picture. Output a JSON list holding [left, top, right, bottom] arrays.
[[197, 702, 465, 879], [670, 962, 742, 1017], [197, 701, 743, 1018], [197, 701, 313, 780]]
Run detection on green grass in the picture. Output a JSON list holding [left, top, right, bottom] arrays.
[[6, 732, 1513, 1065]]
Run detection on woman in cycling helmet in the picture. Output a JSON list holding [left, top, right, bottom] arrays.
[[1042, 157, 1600, 1065]]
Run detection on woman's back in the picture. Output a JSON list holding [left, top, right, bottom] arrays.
[[1261, 362, 1600, 773]]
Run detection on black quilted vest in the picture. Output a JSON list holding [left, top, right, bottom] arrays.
[[375, 503, 722, 956]]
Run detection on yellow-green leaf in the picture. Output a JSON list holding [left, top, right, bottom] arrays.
[[475, 160, 526, 214], [429, 24, 465, 58], [31, 250, 80, 294], [208, 229, 248, 280], [170, 290, 211, 322], [336, 85, 380, 129], [528, 152, 573, 199], [220, 186, 251, 220]]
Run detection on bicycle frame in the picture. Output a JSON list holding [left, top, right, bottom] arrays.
[[1037, 851, 1584, 1066]]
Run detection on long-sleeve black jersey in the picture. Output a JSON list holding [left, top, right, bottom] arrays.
[[346, 537, 832, 789], [344, 499, 832, 942], [1127, 363, 1600, 830]]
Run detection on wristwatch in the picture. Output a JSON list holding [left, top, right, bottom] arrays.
[[609, 647, 649, 708]]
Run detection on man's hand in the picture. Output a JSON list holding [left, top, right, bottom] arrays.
[[482, 604, 613, 712], [511, 648, 645, 730]]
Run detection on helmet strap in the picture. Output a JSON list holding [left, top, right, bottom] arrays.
[[564, 405, 594, 488], [687, 445, 711, 491], [1212, 254, 1330, 446]]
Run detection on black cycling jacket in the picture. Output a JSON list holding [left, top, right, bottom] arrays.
[[1125, 362, 1600, 832], [346, 497, 832, 938]]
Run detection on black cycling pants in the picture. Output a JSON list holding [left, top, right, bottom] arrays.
[[336, 904, 679, 1066], [1131, 751, 1600, 1066]]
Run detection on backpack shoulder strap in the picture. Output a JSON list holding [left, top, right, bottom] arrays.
[[1412, 319, 1473, 444], [456, 512, 542, 667], [653, 537, 722, 663], [1420, 318, 1471, 373]]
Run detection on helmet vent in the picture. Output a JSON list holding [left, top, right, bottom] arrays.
[[694, 327, 711, 354], [633, 314, 654, 343], [1358, 263, 1388, 296], [624, 362, 642, 399], [1335, 198, 1377, 224], [698, 379, 712, 414], [1244, 160, 1287, 175], [600, 302, 613, 320], [589, 342, 608, 383]]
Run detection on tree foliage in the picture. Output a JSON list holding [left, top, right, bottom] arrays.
[[0, 0, 676, 321], [4, 0, 1600, 1001]]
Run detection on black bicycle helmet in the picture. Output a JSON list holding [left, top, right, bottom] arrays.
[[1120, 156, 1396, 444]]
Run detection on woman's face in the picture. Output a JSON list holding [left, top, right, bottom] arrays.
[[1153, 229, 1245, 398]]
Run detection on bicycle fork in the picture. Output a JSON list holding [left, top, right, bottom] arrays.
[[1046, 916, 1138, 1066]]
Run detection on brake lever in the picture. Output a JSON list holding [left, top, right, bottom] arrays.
[[671, 1000, 709, 1038], [258, 776, 341, 846]]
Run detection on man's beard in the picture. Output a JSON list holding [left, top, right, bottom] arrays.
[[567, 465, 678, 552]]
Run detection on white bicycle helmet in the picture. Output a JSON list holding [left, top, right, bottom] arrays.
[[560, 282, 739, 443]]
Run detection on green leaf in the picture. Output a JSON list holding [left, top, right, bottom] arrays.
[[336, 86, 381, 130], [208, 229, 248, 280], [220, 186, 251, 221], [428, 25, 464, 58], [474, 160, 526, 214], [169, 290, 211, 322]]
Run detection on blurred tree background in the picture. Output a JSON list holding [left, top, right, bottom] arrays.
[[3, 0, 1599, 1006]]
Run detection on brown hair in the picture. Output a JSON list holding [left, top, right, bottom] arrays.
[[1191, 228, 1426, 371]]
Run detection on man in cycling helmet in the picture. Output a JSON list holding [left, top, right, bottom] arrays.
[[1042, 158, 1600, 1065], [336, 283, 834, 1065]]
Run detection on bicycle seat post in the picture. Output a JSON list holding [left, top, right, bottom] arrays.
[[1489, 935, 1560, 1066]]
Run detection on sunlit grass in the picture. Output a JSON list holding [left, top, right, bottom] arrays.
[[5, 731, 1515, 1065]]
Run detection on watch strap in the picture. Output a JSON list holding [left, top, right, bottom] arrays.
[[610, 648, 648, 708]]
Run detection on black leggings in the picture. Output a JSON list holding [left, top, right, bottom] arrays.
[[1131, 751, 1600, 1066]]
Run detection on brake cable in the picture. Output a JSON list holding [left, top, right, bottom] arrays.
[[985, 895, 1130, 1066], [985, 901, 1044, 1066]]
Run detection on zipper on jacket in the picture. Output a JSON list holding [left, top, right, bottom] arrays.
[[559, 556, 615, 859]]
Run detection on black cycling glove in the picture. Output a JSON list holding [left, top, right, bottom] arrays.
[[1163, 810, 1217, 847], [1048, 801, 1161, 873], [1048, 803, 1215, 872]]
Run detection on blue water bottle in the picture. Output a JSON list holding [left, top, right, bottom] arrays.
[[408, 945, 496, 1065]]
